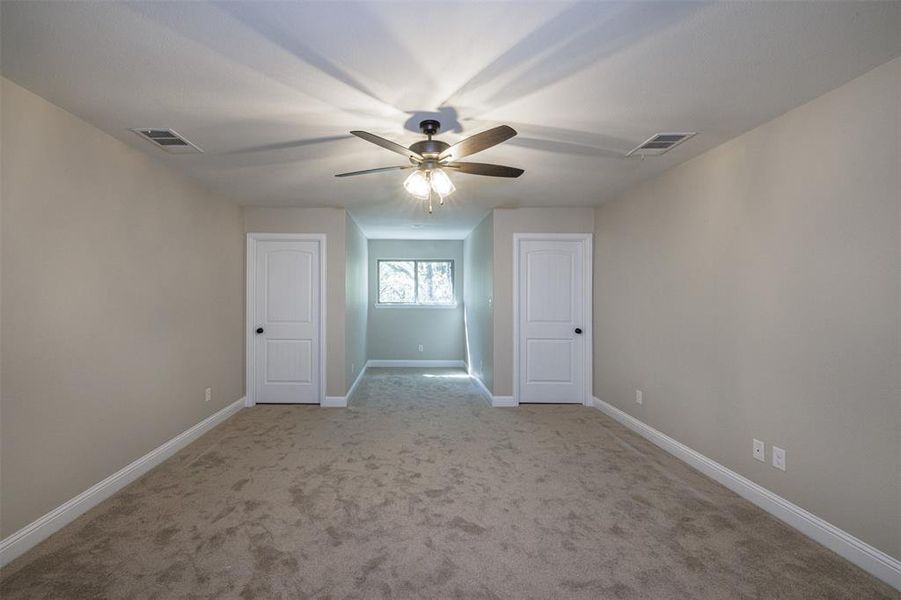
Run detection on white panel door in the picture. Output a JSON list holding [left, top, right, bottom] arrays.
[[254, 240, 320, 403], [518, 239, 586, 403]]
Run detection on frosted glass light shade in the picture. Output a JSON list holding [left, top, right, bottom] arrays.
[[430, 168, 455, 197], [403, 170, 431, 199]]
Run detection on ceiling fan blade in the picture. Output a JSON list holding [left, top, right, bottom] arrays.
[[438, 125, 517, 162], [350, 131, 423, 161], [335, 165, 413, 178], [444, 162, 524, 178]]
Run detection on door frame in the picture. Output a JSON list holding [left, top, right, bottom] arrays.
[[512, 233, 593, 407], [245, 233, 327, 407]]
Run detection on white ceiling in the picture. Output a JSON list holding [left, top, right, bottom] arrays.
[[2, 1, 899, 239]]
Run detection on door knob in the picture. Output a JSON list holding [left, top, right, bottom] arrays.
[[574, 328, 582, 334], [256, 327, 264, 334]]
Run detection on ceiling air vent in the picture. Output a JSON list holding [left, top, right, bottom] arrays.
[[130, 128, 203, 154], [626, 132, 695, 157]]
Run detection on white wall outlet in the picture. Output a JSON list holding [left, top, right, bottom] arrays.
[[772, 446, 786, 471], [418, 344, 424, 352], [204, 387, 212, 403], [351, 363, 355, 374], [753, 439, 765, 462], [635, 390, 643, 404]]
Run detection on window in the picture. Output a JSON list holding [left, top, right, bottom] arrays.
[[378, 260, 454, 305]]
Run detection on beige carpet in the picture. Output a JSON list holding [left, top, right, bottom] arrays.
[[1, 368, 895, 599]]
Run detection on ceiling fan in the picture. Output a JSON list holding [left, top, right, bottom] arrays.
[[336, 119, 524, 213]]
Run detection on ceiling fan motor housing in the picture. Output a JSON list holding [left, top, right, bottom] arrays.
[[408, 139, 449, 161]]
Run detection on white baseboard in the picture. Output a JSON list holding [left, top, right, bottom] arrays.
[[465, 369, 516, 408], [321, 361, 369, 407], [469, 373, 491, 399], [467, 372, 492, 406], [591, 397, 901, 590], [491, 395, 516, 408], [366, 359, 465, 368], [345, 361, 367, 402], [0, 397, 245, 568]]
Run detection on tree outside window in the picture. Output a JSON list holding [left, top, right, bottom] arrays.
[[378, 260, 454, 305]]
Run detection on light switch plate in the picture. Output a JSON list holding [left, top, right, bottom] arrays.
[[772, 446, 786, 471]]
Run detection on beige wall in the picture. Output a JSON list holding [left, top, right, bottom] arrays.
[[345, 214, 367, 391], [492, 208, 595, 397], [464, 213, 494, 391], [593, 57, 901, 558], [243, 207, 347, 397], [367, 240, 465, 361], [0, 79, 245, 537]]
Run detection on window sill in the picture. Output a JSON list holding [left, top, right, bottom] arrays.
[[374, 303, 458, 310]]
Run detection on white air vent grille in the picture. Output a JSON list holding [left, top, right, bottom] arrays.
[[131, 128, 203, 154], [626, 132, 695, 157]]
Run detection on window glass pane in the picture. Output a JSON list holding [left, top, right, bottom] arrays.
[[417, 261, 454, 304], [378, 261, 415, 303]]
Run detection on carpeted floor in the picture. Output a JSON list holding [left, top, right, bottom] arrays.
[[0, 368, 895, 599]]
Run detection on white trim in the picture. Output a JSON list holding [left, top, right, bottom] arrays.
[[469, 372, 492, 400], [468, 372, 515, 408], [345, 360, 368, 402], [321, 361, 369, 408], [246, 233, 327, 407], [366, 359, 465, 368], [0, 397, 245, 568], [590, 396, 901, 590], [512, 233, 593, 408], [490, 395, 516, 408], [373, 303, 458, 309]]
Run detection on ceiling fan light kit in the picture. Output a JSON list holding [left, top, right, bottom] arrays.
[[336, 119, 523, 213], [401, 171, 449, 213], [403, 170, 431, 200], [430, 168, 455, 198]]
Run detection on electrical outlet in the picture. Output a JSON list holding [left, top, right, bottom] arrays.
[[352, 363, 355, 374], [635, 390, 643, 404], [204, 387, 212, 403], [418, 344, 424, 352], [772, 446, 786, 471], [753, 439, 765, 462]]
